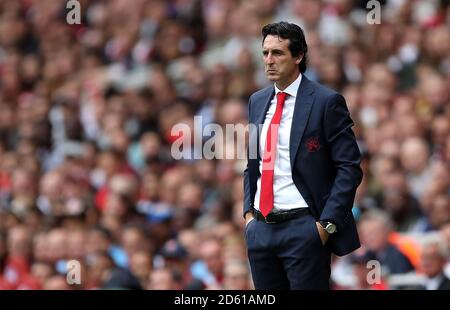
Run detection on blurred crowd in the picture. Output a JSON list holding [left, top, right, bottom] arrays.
[[0, 0, 449, 290]]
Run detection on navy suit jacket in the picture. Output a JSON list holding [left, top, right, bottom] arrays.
[[243, 75, 363, 256]]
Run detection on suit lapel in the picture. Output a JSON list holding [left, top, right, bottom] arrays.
[[254, 87, 275, 161], [255, 88, 275, 126], [289, 76, 314, 170]]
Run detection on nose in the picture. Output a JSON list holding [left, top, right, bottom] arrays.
[[264, 53, 274, 65]]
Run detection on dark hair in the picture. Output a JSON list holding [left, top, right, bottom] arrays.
[[262, 21, 308, 73]]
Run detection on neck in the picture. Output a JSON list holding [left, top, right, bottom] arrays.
[[429, 272, 443, 279], [275, 71, 300, 90]]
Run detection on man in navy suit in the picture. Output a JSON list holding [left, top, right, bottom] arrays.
[[243, 22, 363, 290]]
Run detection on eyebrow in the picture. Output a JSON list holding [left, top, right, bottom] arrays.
[[262, 48, 285, 54]]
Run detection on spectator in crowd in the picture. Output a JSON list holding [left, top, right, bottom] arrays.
[[439, 223, 450, 278], [196, 237, 224, 289], [400, 138, 433, 200], [378, 168, 423, 232], [102, 267, 143, 290], [147, 268, 182, 290], [420, 234, 450, 290], [222, 259, 252, 290], [344, 250, 389, 290], [43, 275, 71, 290], [129, 250, 153, 289], [30, 261, 54, 289], [358, 210, 415, 275], [159, 238, 203, 289], [85, 250, 115, 289]]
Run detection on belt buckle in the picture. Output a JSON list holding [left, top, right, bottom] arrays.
[[264, 215, 277, 224]]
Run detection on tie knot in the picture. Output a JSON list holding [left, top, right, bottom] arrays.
[[276, 92, 287, 106]]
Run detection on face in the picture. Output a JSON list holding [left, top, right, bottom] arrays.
[[148, 269, 177, 290], [200, 241, 223, 276], [7, 226, 31, 257], [224, 264, 250, 290], [31, 262, 53, 286], [262, 35, 301, 89], [130, 251, 152, 279], [359, 219, 389, 251], [421, 244, 445, 278], [121, 229, 145, 256], [43, 276, 70, 290]]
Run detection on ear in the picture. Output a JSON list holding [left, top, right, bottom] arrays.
[[295, 55, 303, 65]]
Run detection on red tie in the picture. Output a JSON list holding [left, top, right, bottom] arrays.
[[260, 92, 288, 217]]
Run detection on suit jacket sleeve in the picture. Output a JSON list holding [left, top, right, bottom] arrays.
[[243, 96, 253, 218], [319, 94, 363, 231]]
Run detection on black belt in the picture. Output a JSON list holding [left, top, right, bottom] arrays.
[[252, 208, 311, 224]]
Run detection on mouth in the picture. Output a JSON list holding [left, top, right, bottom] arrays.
[[266, 69, 277, 73]]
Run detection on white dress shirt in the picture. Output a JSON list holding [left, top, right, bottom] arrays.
[[254, 73, 309, 213], [425, 274, 444, 290]]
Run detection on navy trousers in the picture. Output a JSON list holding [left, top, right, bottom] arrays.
[[245, 213, 331, 290]]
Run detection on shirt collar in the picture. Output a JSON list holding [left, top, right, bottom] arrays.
[[274, 73, 302, 98]]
